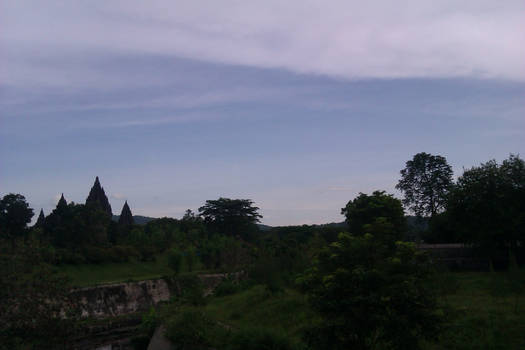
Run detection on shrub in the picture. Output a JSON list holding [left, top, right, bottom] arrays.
[[228, 327, 299, 350], [213, 278, 239, 297], [172, 275, 207, 306], [165, 311, 213, 349], [298, 233, 441, 350], [168, 248, 183, 275]]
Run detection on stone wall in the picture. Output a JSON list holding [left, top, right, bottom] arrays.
[[71, 272, 245, 319], [71, 279, 171, 318]]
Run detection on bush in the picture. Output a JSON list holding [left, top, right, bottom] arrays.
[[213, 278, 239, 297], [165, 311, 213, 349], [172, 275, 207, 306], [228, 327, 299, 350], [57, 249, 86, 265], [83, 246, 112, 264], [249, 257, 284, 294], [168, 248, 183, 275], [298, 233, 441, 349]]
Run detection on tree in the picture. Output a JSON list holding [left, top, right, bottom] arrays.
[[0, 193, 34, 239], [0, 239, 79, 348], [448, 154, 525, 265], [396, 152, 453, 217], [341, 191, 405, 242], [168, 248, 183, 275], [298, 233, 440, 350], [198, 198, 262, 239]]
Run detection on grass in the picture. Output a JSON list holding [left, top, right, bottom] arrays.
[[160, 270, 525, 349], [57, 252, 208, 287], [202, 285, 317, 340], [58, 253, 525, 348], [160, 284, 316, 349], [427, 270, 525, 350]]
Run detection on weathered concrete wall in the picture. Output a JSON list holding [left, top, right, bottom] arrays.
[[71, 279, 171, 318], [71, 272, 245, 319]]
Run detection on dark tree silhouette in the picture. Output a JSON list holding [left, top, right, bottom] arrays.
[[199, 198, 262, 239], [341, 191, 405, 242], [396, 152, 453, 217], [0, 193, 34, 239]]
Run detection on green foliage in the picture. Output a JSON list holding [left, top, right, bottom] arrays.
[[249, 256, 285, 294], [168, 248, 183, 275], [200, 234, 250, 271], [341, 190, 406, 242], [298, 233, 441, 350], [199, 197, 262, 240], [172, 274, 207, 306], [396, 152, 453, 217], [0, 193, 34, 239], [430, 270, 525, 350], [185, 246, 197, 272], [228, 327, 300, 350], [165, 310, 216, 349], [448, 154, 525, 264], [45, 202, 111, 248], [213, 278, 243, 297], [0, 238, 79, 349]]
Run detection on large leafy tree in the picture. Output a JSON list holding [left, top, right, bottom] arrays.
[[341, 191, 405, 242], [198, 198, 262, 239], [45, 202, 110, 248], [298, 233, 440, 350], [0, 194, 34, 239], [396, 152, 453, 217], [448, 154, 525, 263]]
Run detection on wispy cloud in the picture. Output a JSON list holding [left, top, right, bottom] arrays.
[[2, 1, 524, 85]]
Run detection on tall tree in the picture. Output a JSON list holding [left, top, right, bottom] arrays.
[[198, 198, 262, 239], [396, 152, 453, 217], [0, 239, 79, 348], [0, 193, 34, 239], [85, 176, 112, 217], [341, 191, 405, 243], [448, 154, 525, 263]]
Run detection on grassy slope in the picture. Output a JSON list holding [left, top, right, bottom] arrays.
[[172, 271, 525, 349], [203, 285, 318, 341], [428, 271, 525, 349], [58, 255, 525, 348]]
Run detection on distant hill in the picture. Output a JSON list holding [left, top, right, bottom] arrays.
[[257, 223, 273, 231], [112, 215, 157, 225]]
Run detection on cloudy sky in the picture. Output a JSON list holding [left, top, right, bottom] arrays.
[[1, 1, 524, 225]]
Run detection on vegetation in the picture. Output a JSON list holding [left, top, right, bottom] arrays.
[[199, 197, 262, 240], [341, 190, 405, 241], [396, 152, 453, 217], [2, 153, 525, 348], [447, 154, 525, 266]]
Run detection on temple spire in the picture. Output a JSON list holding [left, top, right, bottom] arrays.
[[57, 193, 67, 210], [86, 176, 113, 216], [35, 208, 45, 227], [118, 201, 134, 226]]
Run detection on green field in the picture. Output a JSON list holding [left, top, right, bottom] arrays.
[[158, 270, 525, 349], [57, 252, 208, 287], [58, 256, 525, 349]]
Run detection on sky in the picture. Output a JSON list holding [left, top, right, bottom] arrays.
[[1, 1, 524, 226]]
